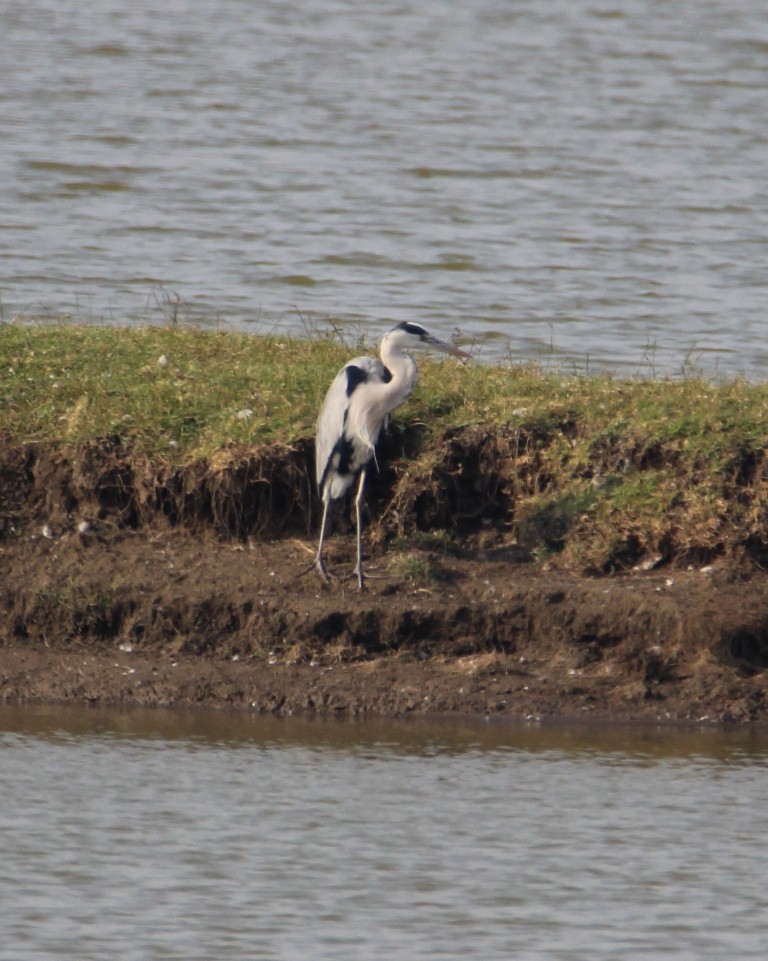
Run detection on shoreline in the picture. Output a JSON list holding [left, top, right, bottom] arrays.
[[3, 525, 767, 725]]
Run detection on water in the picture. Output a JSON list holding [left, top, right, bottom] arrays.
[[1, 0, 767, 377], [2, 705, 768, 960]]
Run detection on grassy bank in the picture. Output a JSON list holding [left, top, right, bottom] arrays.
[[3, 322, 768, 569]]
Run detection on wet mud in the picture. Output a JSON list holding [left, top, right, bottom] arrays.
[[2, 436, 768, 724]]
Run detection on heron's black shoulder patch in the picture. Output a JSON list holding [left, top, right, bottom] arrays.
[[396, 321, 428, 338], [344, 364, 369, 396], [381, 366, 393, 383]]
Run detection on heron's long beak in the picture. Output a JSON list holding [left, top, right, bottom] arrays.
[[426, 336, 471, 361]]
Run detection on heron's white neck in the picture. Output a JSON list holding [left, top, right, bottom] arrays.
[[380, 341, 418, 400], [346, 341, 418, 454]]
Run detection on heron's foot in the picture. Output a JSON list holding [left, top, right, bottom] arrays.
[[315, 556, 333, 584], [296, 556, 333, 583], [355, 564, 389, 589], [337, 568, 366, 590], [340, 565, 385, 589]]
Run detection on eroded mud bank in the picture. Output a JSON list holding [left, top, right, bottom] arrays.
[[2, 434, 768, 723]]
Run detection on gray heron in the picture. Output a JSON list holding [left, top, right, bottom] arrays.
[[313, 321, 470, 589]]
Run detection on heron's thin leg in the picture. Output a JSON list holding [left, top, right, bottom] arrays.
[[314, 497, 332, 582], [354, 466, 368, 590]]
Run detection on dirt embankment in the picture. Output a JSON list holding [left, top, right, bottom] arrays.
[[2, 433, 768, 724]]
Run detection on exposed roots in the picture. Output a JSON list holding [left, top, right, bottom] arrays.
[[3, 423, 768, 571]]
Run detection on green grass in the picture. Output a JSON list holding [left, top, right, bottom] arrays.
[[387, 553, 450, 585], [6, 322, 768, 456], [0, 323, 349, 456], [4, 321, 768, 567]]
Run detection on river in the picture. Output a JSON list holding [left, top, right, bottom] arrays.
[[1, 0, 767, 377], [1, 705, 767, 960]]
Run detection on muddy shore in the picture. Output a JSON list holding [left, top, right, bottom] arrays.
[[2, 436, 768, 724]]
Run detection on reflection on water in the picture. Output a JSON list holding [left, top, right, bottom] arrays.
[[1, 705, 768, 960], [2, 0, 768, 376], [3, 702, 768, 761]]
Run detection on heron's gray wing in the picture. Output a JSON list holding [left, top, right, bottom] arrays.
[[315, 357, 387, 493]]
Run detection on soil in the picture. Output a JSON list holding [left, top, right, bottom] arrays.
[[2, 437, 768, 724]]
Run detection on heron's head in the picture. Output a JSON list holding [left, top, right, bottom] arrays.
[[382, 322, 470, 360]]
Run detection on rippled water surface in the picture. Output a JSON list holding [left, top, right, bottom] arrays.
[[2, 0, 767, 375], [2, 705, 768, 960]]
